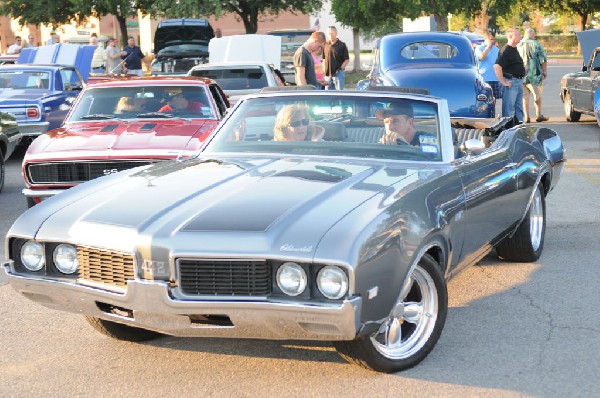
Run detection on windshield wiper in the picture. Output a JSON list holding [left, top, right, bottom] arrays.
[[80, 114, 117, 120], [135, 112, 175, 118]]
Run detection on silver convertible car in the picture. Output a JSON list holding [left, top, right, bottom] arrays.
[[2, 89, 565, 373]]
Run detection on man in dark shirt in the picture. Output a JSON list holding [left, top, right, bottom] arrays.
[[324, 26, 350, 90], [494, 27, 526, 123], [122, 36, 145, 77], [293, 31, 326, 87]]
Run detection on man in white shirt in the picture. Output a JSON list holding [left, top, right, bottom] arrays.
[[7, 37, 22, 54]]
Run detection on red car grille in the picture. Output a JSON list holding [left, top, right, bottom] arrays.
[[178, 260, 272, 296], [26, 161, 157, 184]]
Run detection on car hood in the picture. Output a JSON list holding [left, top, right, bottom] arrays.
[[382, 64, 485, 116], [25, 120, 216, 160], [21, 156, 434, 258], [576, 29, 600, 65]]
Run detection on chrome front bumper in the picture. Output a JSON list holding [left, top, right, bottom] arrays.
[[18, 122, 49, 137], [22, 188, 64, 199], [1, 262, 362, 340]]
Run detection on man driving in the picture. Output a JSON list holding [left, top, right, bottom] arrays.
[[376, 102, 439, 156]]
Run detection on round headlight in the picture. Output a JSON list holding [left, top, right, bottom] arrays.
[[317, 266, 348, 299], [276, 262, 307, 296], [53, 244, 79, 274], [20, 241, 45, 271]]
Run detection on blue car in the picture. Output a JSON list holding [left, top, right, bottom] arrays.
[[358, 32, 495, 118], [0, 43, 94, 143]]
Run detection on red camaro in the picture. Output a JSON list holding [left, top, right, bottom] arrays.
[[22, 76, 230, 206]]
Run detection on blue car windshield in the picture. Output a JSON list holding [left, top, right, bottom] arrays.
[[0, 71, 51, 90], [203, 95, 443, 162]]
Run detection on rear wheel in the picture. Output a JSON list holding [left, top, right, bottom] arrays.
[[564, 92, 581, 122], [334, 254, 447, 373], [84, 316, 164, 342], [496, 185, 546, 262]]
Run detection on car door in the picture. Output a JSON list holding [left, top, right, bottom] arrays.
[[576, 52, 600, 112], [454, 145, 520, 261]]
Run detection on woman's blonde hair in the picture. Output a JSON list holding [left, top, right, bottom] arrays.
[[116, 96, 143, 113], [273, 104, 311, 141]]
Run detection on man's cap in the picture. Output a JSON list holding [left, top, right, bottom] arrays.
[[376, 102, 414, 120], [109, 38, 118, 43]]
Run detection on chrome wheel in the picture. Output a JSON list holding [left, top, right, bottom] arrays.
[[370, 264, 438, 359], [530, 187, 544, 251]]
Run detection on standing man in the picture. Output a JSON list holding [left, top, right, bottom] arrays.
[[324, 26, 350, 90], [518, 28, 548, 123], [105, 38, 126, 75], [90, 36, 106, 74], [293, 31, 326, 87], [7, 37, 22, 54], [122, 36, 145, 77], [475, 30, 501, 102], [494, 27, 526, 123]]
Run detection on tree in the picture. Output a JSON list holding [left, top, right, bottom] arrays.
[[1, 0, 156, 45], [538, 0, 600, 31], [149, 0, 323, 34], [331, 0, 402, 71], [1, 0, 77, 27]]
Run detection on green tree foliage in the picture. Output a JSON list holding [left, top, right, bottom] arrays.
[[536, 0, 600, 31], [1, 0, 155, 44], [1, 0, 77, 26], [149, 0, 323, 34]]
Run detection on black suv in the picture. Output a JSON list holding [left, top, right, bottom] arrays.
[[151, 18, 215, 75]]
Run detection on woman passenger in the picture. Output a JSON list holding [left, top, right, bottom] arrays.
[[273, 104, 324, 141]]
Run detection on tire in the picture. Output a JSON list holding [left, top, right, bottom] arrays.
[[26, 197, 37, 208], [84, 316, 164, 342], [496, 185, 546, 262], [564, 92, 581, 122], [333, 254, 448, 373], [0, 151, 4, 193]]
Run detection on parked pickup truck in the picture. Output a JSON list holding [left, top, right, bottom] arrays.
[[0, 43, 94, 143], [560, 29, 600, 125]]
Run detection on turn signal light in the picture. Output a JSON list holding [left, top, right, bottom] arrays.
[[26, 107, 40, 118]]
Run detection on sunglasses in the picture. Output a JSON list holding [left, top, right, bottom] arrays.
[[288, 119, 309, 127]]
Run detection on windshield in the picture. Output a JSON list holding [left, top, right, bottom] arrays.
[[203, 95, 443, 162], [0, 71, 51, 90], [68, 85, 217, 121], [190, 67, 268, 90]]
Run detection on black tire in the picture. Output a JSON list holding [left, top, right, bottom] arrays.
[[0, 151, 4, 193], [333, 253, 447, 373], [84, 316, 164, 342], [26, 197, 36, 208], [496, 185, 546, 262], [564, 92, 581, 122]]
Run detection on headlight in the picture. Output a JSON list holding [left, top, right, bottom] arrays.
[[20, 241, 45, 271], [316, 266, 348, 299], [53, 244, 79, 274], [276, 262, 307, 296]]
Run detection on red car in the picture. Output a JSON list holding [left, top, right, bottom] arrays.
[[22, 76, 230, 206]]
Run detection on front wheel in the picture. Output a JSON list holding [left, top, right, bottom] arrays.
[[334, 254, 447, 373], [84, 316, 164, 342], [496, 184, 546, 262], [564, 92, 581, 122]]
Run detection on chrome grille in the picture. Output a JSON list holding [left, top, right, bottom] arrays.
[[77, 247, 135, 287], [27, 161, 155, 184], [178, 260, 271, 296]]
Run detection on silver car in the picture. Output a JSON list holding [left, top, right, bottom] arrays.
[[2, 90, 565, 372]]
